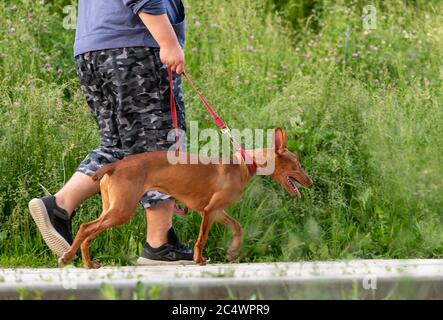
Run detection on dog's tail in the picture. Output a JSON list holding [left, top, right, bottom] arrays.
[[91, 163, 116, 181]]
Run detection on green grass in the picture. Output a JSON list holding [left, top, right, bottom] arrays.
[[0, 0, 442, 267]]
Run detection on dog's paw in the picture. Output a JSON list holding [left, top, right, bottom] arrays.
[[84, 260, 101, 269], [194, 254, 207, 266], [226, 248, 240, 261], [58, 254, 69, 268]]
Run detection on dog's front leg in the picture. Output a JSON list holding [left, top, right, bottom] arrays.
[[194, 209, 218, 265]]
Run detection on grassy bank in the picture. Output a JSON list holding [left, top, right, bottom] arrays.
[[0, 0, 442, 267]]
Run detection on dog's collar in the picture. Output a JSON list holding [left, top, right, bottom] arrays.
[[246, 162, 257, 176], [239, 149, 257, 176]]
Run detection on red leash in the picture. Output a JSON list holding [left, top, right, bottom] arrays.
[[167, 68, 188, 215], [167, 67, 180, 155], [167, 67, 257, 215]]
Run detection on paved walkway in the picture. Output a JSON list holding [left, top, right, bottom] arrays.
[[1, 259, 443, 299]]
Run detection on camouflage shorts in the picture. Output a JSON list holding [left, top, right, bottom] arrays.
[[74, 47, 186, 208]]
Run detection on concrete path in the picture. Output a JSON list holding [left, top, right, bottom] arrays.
[[1, 259, 443, 299]]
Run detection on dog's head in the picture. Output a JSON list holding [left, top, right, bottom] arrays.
[[269, 128, 313, 198]]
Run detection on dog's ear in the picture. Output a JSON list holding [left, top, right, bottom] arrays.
[[274, 128, 286, 153]]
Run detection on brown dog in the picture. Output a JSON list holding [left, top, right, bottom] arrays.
[[58, 128, 313, 268]]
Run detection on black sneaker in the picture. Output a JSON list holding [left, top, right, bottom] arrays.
[[28, 196, 75, 257], [137, 227, 210, 266]]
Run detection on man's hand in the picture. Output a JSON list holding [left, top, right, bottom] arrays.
[[160, 42, 185, 74], [138, 12, 185, 74]]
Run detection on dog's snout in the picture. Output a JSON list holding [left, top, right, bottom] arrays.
[[307, 176, 314, 187], [298, 170, 313, 187]]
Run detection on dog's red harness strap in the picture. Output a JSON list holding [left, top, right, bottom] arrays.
[[168, 68, 257, 215]]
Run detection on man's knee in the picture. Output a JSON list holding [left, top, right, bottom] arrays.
[[147, 199, 175, 213], [140, 191, 173, 209]]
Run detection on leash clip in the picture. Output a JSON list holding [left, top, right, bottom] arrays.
[[220, 126, 232, 138], [221, 126, 242, 153]]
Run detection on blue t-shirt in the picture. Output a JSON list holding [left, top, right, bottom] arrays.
[[74, 0, 185, 57]]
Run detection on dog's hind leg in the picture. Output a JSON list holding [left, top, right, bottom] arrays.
[[79, 179, 112, 268], [215, 210, 243, 261], [58, 178, 114, 268], [79, 207, 138, 269], [80, 233, 99, 269], [59, 177, 142, 268], [59, 205, 136, 268], [80, 207, 112, 269], [58, 213, 107, 267]]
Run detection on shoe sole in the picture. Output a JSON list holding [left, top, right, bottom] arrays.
[[28, 198, 72, 258], [136, 256, 210, 266]]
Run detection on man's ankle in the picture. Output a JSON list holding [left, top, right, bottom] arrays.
[[146, 238, 168, 249], [53, 195, 74, 217]]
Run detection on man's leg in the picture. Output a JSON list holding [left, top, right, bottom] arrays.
[[29, 51, 114, 257], [54, 172, 100, 216], [137, 195, 199, 265], [145, 199, 174, 248], [28, 172, 99, 257]]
